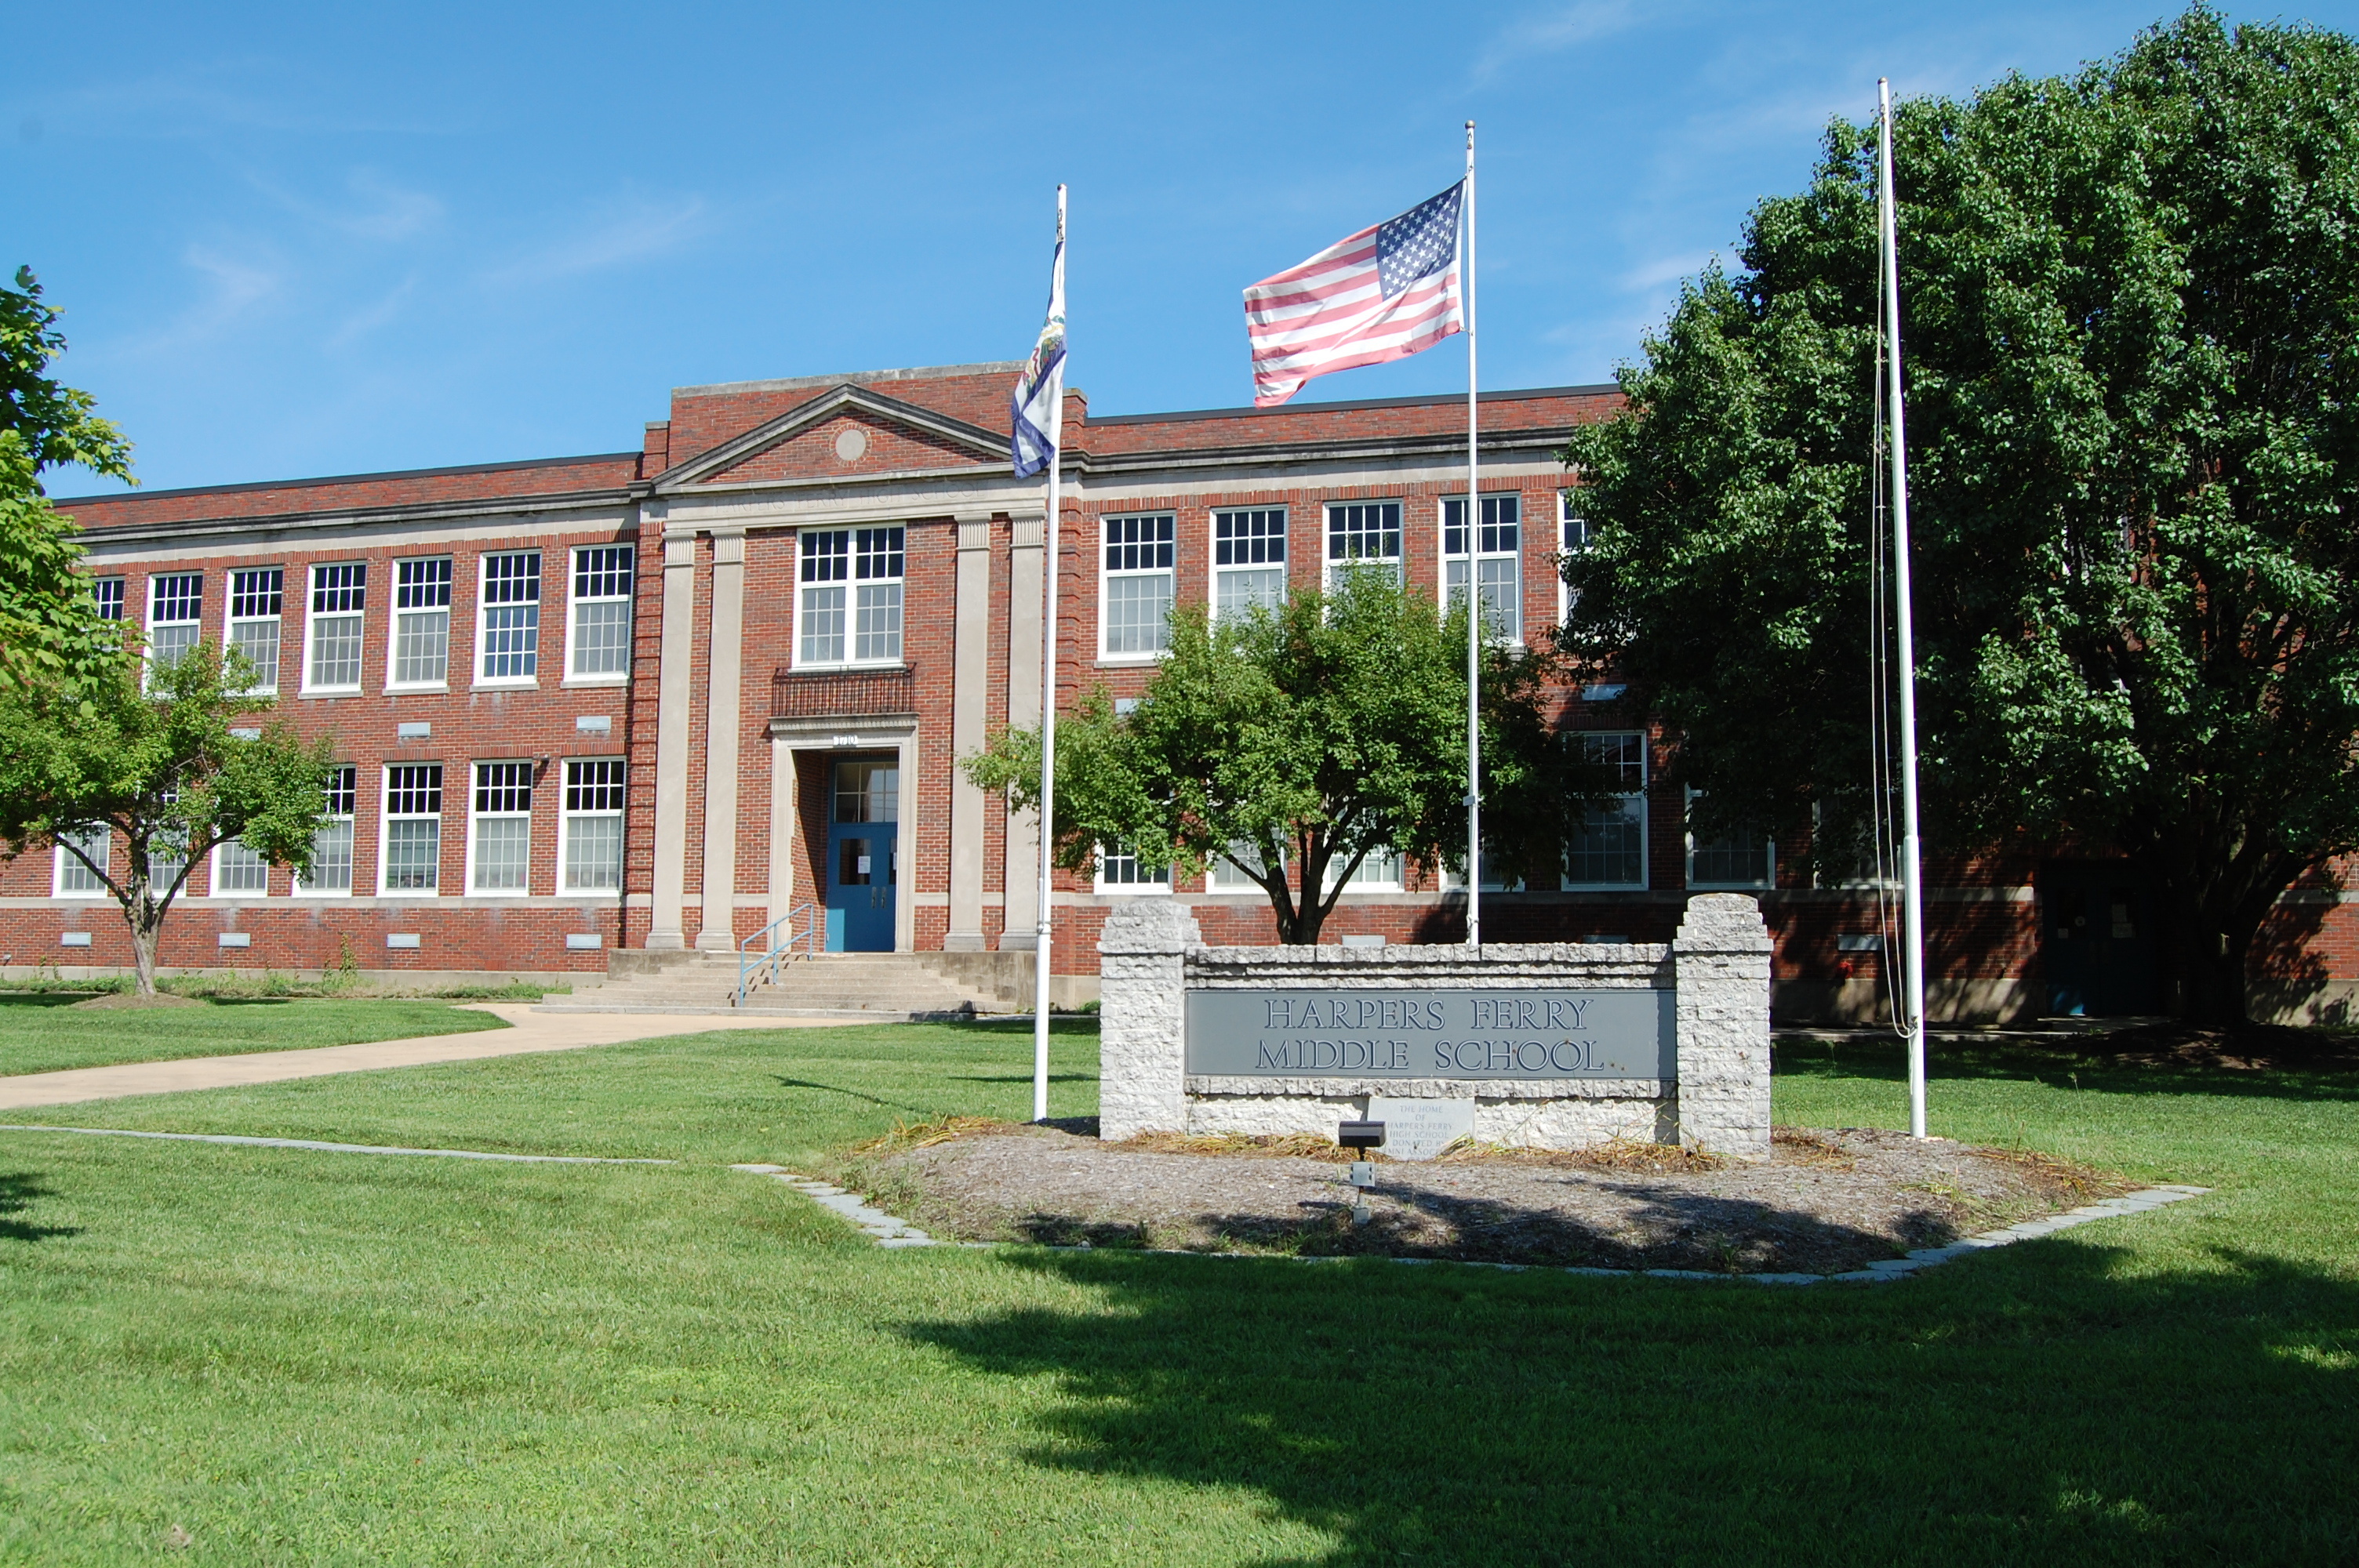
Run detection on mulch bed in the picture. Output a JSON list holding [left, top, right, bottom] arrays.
[[848, 1120, 2135, 1275]]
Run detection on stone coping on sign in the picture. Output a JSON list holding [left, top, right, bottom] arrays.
[[1183, 1075, 1667, 1100], [1187, 942, 1671, 985]]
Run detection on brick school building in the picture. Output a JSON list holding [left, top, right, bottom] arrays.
[[14, 361, 2356, 1022]]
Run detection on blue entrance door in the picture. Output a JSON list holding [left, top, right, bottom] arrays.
[[825, 758, 899, 952]]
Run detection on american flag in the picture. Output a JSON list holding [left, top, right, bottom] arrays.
[[1243, 181, 1464, 408]]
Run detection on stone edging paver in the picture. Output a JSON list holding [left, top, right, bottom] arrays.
[[2, 1125, 676, 1164], [729, 1163, 2212, 1283]]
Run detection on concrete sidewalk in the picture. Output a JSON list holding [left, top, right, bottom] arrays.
[[0, 1004, 849, 1110]]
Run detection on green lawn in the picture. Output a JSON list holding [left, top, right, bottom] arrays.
[[0, 1021, 2350, 1564], [0, 993, 511, 1079]]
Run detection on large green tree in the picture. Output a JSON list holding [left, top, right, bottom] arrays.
[[1, 267, 135, 698], [965, 574, 1581, 945], [1561, 9, 2359, 1022], [0, 645, 334, 995]]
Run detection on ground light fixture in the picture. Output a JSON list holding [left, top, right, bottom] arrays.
[[1337, 1120, 1386, 1224]]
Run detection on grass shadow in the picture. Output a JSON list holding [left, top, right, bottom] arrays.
[[1776, 1033, 2359, 1105], [770, 1076, 932, 1116], [0, 1172, 81, 1243], [907, 1243, 2359, 1563]]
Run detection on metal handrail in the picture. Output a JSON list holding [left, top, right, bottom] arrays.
[[737, 903, 820, 1006]]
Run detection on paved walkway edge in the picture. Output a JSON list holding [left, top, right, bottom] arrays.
[[730, 1163, 2213, 1282]]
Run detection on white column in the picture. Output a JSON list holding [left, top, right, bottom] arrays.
[[647, 528, 698, 950], [694, 528, 747, 952], [1673, 893, 1775, 1160], [999, 510, 1045, 949], [1096, 900, 1202, 1140], [766, 739, 799, 937], [947, 515, 992, 950]]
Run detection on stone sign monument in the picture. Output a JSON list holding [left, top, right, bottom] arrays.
[[1098, 894, 1774, 1158]]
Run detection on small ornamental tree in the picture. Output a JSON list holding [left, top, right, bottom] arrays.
[[1, 266, 136, 699], [1561, 9, 2359, 1023], [0, 644, 335, 994], [964, 572, 1586, 945]]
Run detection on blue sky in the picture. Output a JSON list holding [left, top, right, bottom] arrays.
[[13, 1, 2356, 495]]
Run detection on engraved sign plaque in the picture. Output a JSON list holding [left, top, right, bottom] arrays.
[[1183, 988, 1674, 1081]]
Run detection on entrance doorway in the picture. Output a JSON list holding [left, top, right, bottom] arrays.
[[826, 757, 898, 951], [2040, 862, 2161, 1016]]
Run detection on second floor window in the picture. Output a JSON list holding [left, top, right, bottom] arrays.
[[570, 546, 634, 678], [228, 567, 285, 692], [1102, 514, 1175, 657], [307, 564, 366, 691], [1444, 495, 1521, 644], [1213, 508, 1286, 621], [1327, 502, 1401, 590], [147, 573, 202, 670], [391, 558, 453, 688], [382, 764, 443, 892], [1559, 495, 1593, 625], [478, 553, 541, 681], [91, 578, 125, 622], [799, 527, 904, 665]]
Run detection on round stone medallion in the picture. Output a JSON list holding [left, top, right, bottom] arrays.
[[834, 426, 869, 462]]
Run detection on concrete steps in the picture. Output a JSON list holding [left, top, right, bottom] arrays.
[[536, 949, 1000, 1020]]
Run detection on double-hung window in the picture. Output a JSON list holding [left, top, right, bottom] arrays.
[[569, 546, 634, 680], [391, 559, 453, 688], [1558, 495, 1592, 625], [1326, 502, 1401, 590], [478, 553, 541, 683], [562, 760, 626, 891], [212, 837, 270, 896], [227, 567, 284, 692], [1444, 495, 1521, 644], [1563, 732, 1648, 890], [1328, 848, 1405, 892], [1210, 840, 1280, 892], [1102, 514, 1176, 657], [1096, 838, 1169, 893], [798, 527, 904, 665], [91, 578, 125, 623], [381, 764, 444, 893], [53, 826, 109, 897], [147, 573, 203, 671], [470, 762, 533, 893], [147, 795, 190, 900], [1686, 789, 1774, 889], [1213, 508, 1286, 622], [306, 564, 366, 692], [296, 766, 358, 895]]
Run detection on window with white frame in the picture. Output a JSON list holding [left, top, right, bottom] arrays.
[[562, 759, 626, 891], [1563, 732, 1648, 889], [1102, 514, 1176, 656], [470, 761, 533, 892], [212, 837, 270, 895], [53, 825, 109, 896], [147, 796, 190, 899], [1213, 508, 1287, 621], [569, 546, 634, 679], [227, 567, 284, 692], [1327, 847, 1405, 891], [391, 558, 453, 688], [306, 564, 366, 692], [1326, 502, 1402, 590], [1444, 841, 1525, 893], [1096, 838, 1169, 892], [296, 766, 357, 895], [477, 553, 541, 683], [1444, 495, 1521, 644], [147, 573, 203, 670], [91, 578, 125, 622], [381, 764, 443, 892], [1210, 839, 1280, 891], [1558, 494, 1593, 625], [1686, 789, 1774, 888], [798, 527, 904, 666]]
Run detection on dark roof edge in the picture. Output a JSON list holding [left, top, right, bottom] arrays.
[[1085, 383, 1622, 428], [50, 451, 642, 510]]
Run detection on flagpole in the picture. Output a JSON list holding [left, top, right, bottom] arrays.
[[1463, 121, 1482, 950], [1032, 183, 1067, 1125], [1877, 82, 1928, 1140]]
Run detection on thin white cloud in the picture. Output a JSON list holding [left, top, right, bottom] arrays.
[[1619, 251, 1716, 293], [1472, 0, 1655, 83], [114, 244, 285, 356], [481, 194, 712, 288], [326, 275, 416, 350]]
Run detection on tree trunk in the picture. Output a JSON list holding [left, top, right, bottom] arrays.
[[2150, 878, 2257, 1028], [128, 908, 161, 996]]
